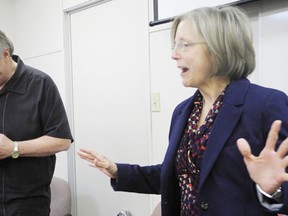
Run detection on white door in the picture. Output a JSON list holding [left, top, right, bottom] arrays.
[[69, 0, 151, 215]]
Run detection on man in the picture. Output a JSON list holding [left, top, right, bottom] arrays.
[[0, 30, 73, 216]]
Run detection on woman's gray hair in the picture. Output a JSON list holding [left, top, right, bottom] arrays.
[[0, 30, 14, 56], [171, 6, 255, 80]]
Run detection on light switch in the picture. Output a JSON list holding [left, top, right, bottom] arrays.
[[151, 92, 161, 112]]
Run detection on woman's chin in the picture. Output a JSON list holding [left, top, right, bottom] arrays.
[[182, 80, 192, 88], [182, 82, 197, 89]]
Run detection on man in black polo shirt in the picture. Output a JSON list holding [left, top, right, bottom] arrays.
[[0, 30, 73, 216]]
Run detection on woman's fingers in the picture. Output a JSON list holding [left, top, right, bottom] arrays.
[[77, 148, 118, 178], [77, 148, 97, 162], [237, 138, 253, 161], [78, 149, 112, 169], [277, 137, 288, 158], [265, 120, 282, 151]]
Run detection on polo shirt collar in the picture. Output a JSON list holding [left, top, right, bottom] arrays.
[[0, 55, 27, 95]]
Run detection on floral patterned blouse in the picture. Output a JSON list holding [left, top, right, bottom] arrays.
[[175, 88, 226, 216]]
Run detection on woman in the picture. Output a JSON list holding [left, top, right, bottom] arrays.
[[78, 6, 288, 216]]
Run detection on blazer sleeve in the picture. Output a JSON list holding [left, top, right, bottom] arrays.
[[111, 163, 161, 194]]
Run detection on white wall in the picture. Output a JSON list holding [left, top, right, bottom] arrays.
[[0, 0, 15, 42], [13, 0, 69, 180], [67, 0, 151, 215], [260, 0, 288, 92]]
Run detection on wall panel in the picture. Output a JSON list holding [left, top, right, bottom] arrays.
[[69, 0, 151, 215]]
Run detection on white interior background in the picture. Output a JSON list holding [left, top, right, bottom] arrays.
[[0, 0, 287, 215]]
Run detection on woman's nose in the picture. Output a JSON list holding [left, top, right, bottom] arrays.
[[171, 48, 181, 60]]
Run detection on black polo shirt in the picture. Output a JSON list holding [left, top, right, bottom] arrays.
[[0, 55, 73, 216]]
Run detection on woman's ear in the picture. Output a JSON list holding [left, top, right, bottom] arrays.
[[2, 48, 11, 58]]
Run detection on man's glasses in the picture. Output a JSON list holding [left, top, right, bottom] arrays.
[[171, 41, 206, 52]]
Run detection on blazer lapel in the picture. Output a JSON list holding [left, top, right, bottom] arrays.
[[198, 79, 250, 190], [163, 96, 196, 168]]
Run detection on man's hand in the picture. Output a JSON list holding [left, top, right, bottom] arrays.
[[0, 134, 13, 159]]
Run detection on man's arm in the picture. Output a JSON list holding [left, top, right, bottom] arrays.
[[0, 134, 71, 159]]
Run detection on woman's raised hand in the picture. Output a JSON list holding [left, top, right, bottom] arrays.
[[237, 120, 288, 195]]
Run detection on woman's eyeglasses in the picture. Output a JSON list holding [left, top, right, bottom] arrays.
[[171, 41, 206, 52]]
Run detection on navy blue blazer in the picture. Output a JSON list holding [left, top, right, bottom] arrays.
[[112, 79, 288, 216]]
